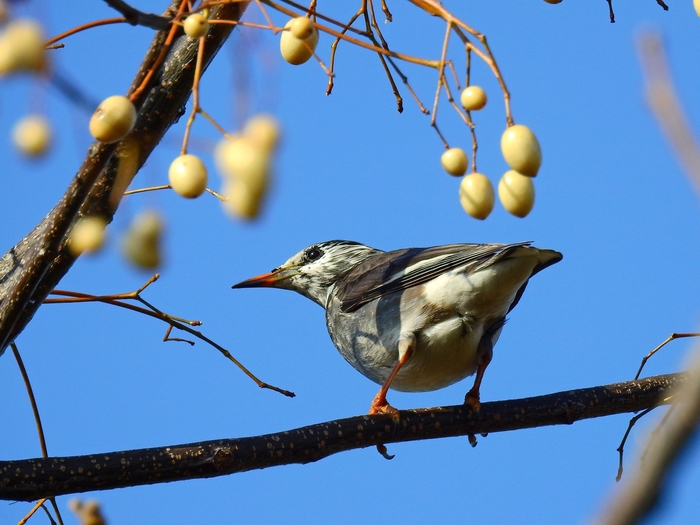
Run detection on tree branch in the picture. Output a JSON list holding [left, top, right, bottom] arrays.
[[102, 0, 172, 30], [0, 373, 683, 502], [0, 1, 251, 355]]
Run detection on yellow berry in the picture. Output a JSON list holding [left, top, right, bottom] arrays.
[[460, 86, 487, 111], [290, 17, 315, 39], [184, 13, 209, 38], [459, 173, 494, 220], [12, 114, 51, 157], [69, 216, 108, 256], [280, 18, 319, 65], [243, 114, 281, 152], [500, 124, 542, 177], [498, 170, 535, 218], [695, 0, 700, 16], [169, 154, 208, 198], [215, 136, 269, 194], [222, 181, 263, 220], [122, 210, 163, 269], [0, 19, 47, 75], [90, 95, 136, 143], [441, 147, 468, 177]]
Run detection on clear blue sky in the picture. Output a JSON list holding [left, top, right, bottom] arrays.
[[2, 1, 700, 524]]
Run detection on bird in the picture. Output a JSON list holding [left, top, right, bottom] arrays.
[[232, 240, 562, 415]]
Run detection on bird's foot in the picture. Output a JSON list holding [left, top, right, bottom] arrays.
[[368, 401, 399, 416], [368, 392, 400, 422], [464, 389, 481, 413], [376, 443, 395, 460]]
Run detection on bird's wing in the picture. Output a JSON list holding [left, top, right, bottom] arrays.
[[336, 241, 533, 313]]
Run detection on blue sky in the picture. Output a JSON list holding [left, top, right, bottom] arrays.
[[2, 1, 700, 523]]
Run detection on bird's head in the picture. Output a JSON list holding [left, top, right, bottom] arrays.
[[232, 240, 379, 307]]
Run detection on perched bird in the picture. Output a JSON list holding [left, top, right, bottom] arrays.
[[233, 241, 561, 415]]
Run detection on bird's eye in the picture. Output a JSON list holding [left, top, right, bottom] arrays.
[[305, 247, 322, 262]]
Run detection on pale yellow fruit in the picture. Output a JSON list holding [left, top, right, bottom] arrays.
[[498, 170, 535, 218], [459, 173, 494, 220], [215, 136, 269, 194], [90, 95, 136, 143], [695, 0, 700, 17], [214, 134, 240, 177], [184, 13, 209, 38], [122, 210, 163, 269], [460, 86, 487, 111], [169, 154, 208, 198], [222, 181, 262, 220], [0, 19, 47, 75], [68, 499, 105, 525], [243, 114, 281, 152], [13, 114, 51, 157], [280, 18, 319, 65], [441, 147, 468, 177], [500, 124, 541, 177], [290, 17, 315, 39], [69, 216, 108, 256]]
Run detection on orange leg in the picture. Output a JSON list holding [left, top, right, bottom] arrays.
[[464, 337, 494, 412], [369, 334, 415, 416]]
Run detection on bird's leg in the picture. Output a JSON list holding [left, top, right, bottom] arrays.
[[464, 333, 494, 412], [368, 333, 415, 416]]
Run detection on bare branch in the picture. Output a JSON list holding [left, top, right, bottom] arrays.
[[0, 1, 250, 356], [102, 0, 172, 30], [0, 373, 682, 502], [637, 32, 700, 194], [593, 361, 700, 524]]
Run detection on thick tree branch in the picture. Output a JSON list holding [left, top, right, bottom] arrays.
[[0, 2, 250, 355], [0, 373, 683, 502]]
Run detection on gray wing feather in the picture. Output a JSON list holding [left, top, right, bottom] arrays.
[[337, 241, 534, 313]]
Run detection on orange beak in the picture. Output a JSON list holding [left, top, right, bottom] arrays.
[[232, 267, 298, 289]]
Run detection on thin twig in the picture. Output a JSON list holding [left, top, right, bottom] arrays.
[[45, 17, 126, 47], [18, 498, 48, 525], [102, 0, 172, 29], [45, 277, 295, 398], [11, 343, 64, 524], [634, 332, 700, 380], [615, 406, 656, 482], [10, 343, 49, 458], [181, 35, 207, 155]]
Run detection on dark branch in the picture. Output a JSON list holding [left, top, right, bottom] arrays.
[[606, 0, 616, 23], [0, 1, 249, 354], [0, 373, 683, 502], [102, 0, 172, 30]]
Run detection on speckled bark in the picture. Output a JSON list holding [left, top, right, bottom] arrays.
[[0, 2, 249, 352], [0, 373, 682, 501]]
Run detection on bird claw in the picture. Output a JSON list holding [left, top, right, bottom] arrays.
[[468, 434, 478, 448], [368, 395, 401, 422], [464, 391, 481, 412], [376, 443, 395, 460], [368, 402, 398, 415]]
